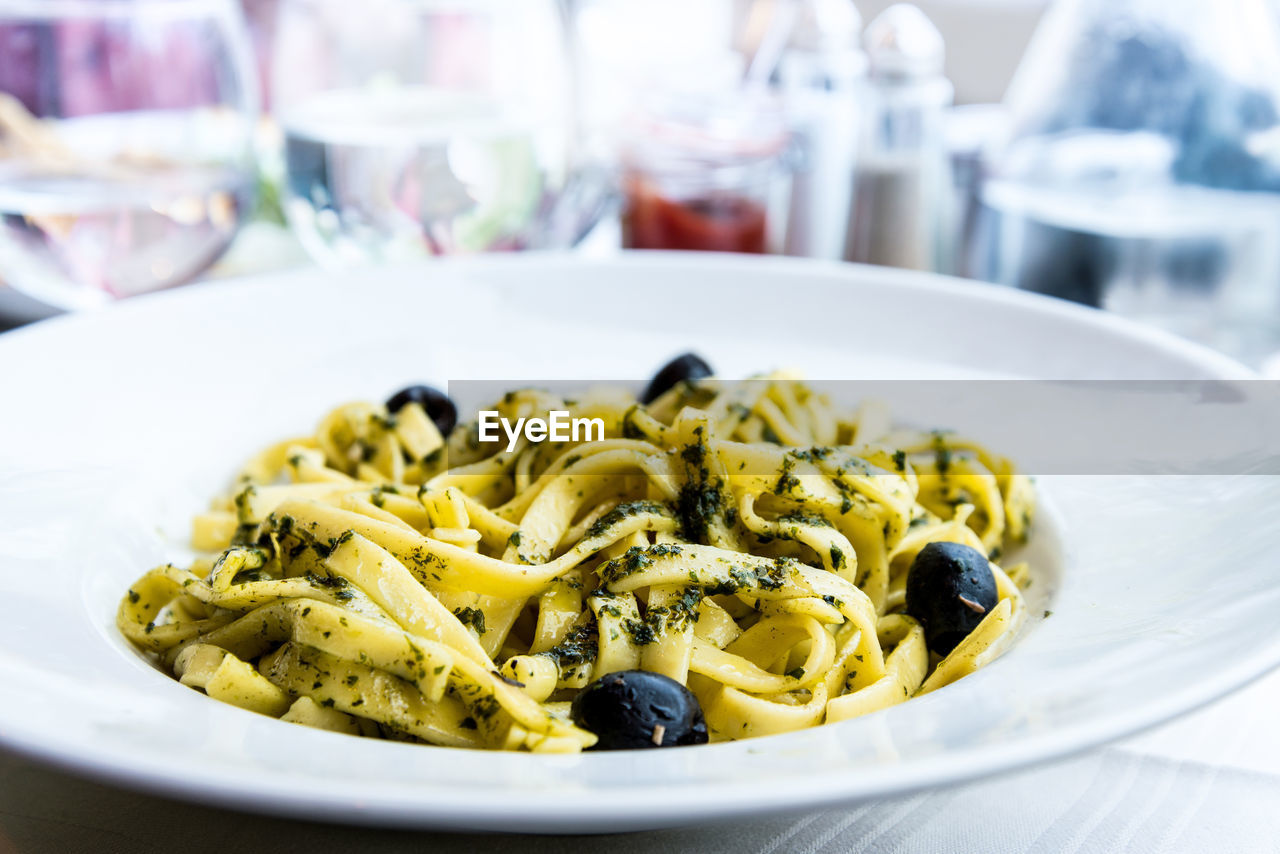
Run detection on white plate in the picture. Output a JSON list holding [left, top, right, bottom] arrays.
[[0, 253, 1276, 833]]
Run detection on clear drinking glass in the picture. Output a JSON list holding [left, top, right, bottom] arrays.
[[0, 0, 259, 310], [273, 0, 593, 264]]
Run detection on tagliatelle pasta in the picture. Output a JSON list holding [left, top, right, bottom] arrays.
[[118, 373, 1034, 752]]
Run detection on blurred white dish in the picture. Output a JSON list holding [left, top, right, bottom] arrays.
[[0, 253, 1274, 833]]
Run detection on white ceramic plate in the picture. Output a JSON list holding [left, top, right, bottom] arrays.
[[0, 254, 1276, 833]]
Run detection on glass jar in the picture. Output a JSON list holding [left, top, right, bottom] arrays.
[[619, 91, 791, 254]]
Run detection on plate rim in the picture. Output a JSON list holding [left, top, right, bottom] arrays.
[[0, 251, 1257, 382]]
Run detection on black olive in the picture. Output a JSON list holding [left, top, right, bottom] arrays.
[[385, 384, 457, 435], [641, 352, 713, 404], [905, 542, 999, 657], [571, 670, 708, 750]]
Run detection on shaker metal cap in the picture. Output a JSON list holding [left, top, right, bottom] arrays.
[[864, 3, 945, 78], [789, 0, 863, 52]]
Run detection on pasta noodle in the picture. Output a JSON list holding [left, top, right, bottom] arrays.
[[118, 373, 1034, 752]]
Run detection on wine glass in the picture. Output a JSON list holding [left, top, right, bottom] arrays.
[[272, 0, 600, 264], [0, 0, 259, 311]]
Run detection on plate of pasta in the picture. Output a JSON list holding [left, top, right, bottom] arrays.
[[0, 253, 1277, 833]]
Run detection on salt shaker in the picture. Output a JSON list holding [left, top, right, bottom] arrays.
[[843, 4, 953, 271], [779, 0, 865, 260]]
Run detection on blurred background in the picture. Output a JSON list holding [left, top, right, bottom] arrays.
[[3, 0, 1280, 368]]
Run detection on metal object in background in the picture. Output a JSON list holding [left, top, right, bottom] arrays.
[[967, 0, 1280, 363], [843, 3, 953, 272]]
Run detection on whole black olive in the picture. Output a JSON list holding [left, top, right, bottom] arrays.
[[641, 352, 713, 404], [905, 541, 999, 657], [571, 670, 708, 750], [385, 384, 457, 436]]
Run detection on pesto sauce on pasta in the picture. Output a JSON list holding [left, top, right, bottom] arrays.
[[118, 375, 1034, 751]]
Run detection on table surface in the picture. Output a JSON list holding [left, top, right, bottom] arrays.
[[2, 666, 1278, 854]]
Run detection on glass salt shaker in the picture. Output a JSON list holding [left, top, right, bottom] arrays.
[[843, 4, 953, 272], [778, 0, 865, 260]]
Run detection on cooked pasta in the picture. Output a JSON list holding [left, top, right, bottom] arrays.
[[118, 370, 1034, 752]]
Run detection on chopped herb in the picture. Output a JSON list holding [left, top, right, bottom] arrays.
[[586, 500, 670, 540], [932, 434, 952, 474], [621, 618, 657, 646], [231, 523, 259, 545], [677, 481, 723, 543], [775, 472, 800, 495], [542, 621, 598, 667], [621, 407, 646, 440], [778, 511, 832, 529], [681, 441, 707, 469], [473, 695, 502, 720], [306, 572, 350, 591], [453, 607, 487, 635], [233, 486, 255, 515]]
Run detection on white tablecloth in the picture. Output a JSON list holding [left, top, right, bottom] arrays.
[[3, 667, 1278, 854]]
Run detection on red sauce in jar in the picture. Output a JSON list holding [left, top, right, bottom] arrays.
[[622, 179, 768, 254]]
